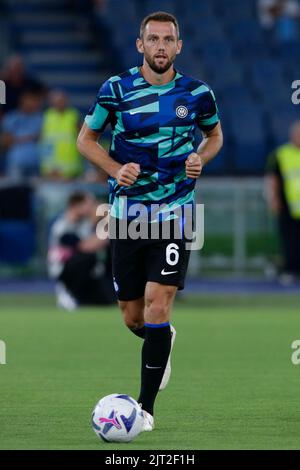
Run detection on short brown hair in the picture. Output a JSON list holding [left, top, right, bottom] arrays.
[[140, 11, 180, 38], [67, 191, 89, 208]]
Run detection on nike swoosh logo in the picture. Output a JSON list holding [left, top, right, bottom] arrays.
[[146, 365, 162, 369], [161, 268, 178, 275], [129, 111, 139, 115]]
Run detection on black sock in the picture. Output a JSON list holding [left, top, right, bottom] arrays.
[[129, 326, 145, 339], [137, 322, 171, 416]]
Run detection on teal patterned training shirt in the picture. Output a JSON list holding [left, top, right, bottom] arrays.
[[85, 66, 219, 220]]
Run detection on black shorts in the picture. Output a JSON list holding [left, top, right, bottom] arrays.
[[110, 223, 191, 301]]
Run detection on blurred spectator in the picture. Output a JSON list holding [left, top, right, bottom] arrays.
[[92, 0, 108, 17], [0, 90, 43, 178], [258, 0, 285, 28], [0, 55, 46, 114], [40, 90, 83, 180], [258, 0, 300, 41], [266, 120, 300, 282], [48, 191, 115, 309]]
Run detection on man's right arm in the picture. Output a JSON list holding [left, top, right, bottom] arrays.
[[265, 174, 283, 214], [265, 151, 283, 214], [77, 123, 140, 187], [77, 123, 121, 178]]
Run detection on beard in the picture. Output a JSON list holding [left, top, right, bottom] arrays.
[[144, 51, 177, 74]]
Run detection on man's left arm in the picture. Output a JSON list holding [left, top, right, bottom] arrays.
[[185, 122, 223, 179]]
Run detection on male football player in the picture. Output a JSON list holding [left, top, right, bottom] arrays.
[[77, 11, 223, 431]]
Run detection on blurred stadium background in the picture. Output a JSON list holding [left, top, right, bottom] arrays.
[[1, 0, 300, 291], [1, 0, 300, 451]]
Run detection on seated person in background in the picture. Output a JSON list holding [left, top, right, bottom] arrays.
[[40, 90, 83, 180], [47, 191, 115, 310], [0, 55, 46, 115], [0, 90, 43, 178]]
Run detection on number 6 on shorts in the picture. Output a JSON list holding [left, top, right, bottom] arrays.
[[166, 243, 179, 266]]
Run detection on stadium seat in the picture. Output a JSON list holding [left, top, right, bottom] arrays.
[[204, 59, 243, 91], [218, 85, 256, 110], [250, 59, 284, 87], [275, 40, 300, 61], [185, 19, 225, 42], [0, 184, 36, 265], [176, 0, 215, 19], [0, 221, 36, 264], [6, 0, 293, 177], [225, 100, 267, 173], [0, 152, 7, 175], [145, 0, 177, 14], [213, 0, 254, 19], [5, 0, 107, 114], [233, 142, 267, 174], [202, 142, 231, 175], [197, 40, 233, 63], [229, 20, 265, 50]]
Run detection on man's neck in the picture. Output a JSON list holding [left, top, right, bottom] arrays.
[[140, 62, 176, 86]]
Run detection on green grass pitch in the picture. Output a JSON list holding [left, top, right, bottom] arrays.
[[1, 293, 300, 450]]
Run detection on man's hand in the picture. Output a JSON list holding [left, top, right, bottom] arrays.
[[270, 197, 283, 214], [185, 152, 203, 179], [116, 162, 140, 187], [265, 174, 283, 215]]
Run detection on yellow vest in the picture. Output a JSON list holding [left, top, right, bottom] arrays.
[[41, 107, 82, 178], [277, 143, 300, 219]]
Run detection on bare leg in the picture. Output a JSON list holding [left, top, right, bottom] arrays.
[[118, 297, 145, 336]]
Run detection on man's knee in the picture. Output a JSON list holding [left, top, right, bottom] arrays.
[[119, 299, 144, 329], [144, 284, 176, 324]]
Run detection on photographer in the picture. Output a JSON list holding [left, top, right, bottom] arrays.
[[47, 191, 115, 309]]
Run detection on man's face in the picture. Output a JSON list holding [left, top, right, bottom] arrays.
[[137, 21, 182, 74], [75, 197, 95, 220], [49, 91, 68, 111], [7, 56, 24, 78], [290, 123, 300, 148], [20, 93, 41, 113]]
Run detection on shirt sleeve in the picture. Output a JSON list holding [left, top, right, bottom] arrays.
[[84, 79, 117, 132], [196, 86, 220, 131], [1, 113, 15, 134]]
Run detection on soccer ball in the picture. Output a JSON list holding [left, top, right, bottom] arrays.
[[91, 394, 144, 443]]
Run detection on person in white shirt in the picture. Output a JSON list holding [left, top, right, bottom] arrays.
[[48, 191, 115, 310]]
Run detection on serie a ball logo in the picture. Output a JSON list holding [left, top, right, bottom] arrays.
[[176, 105, 188, 118]]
